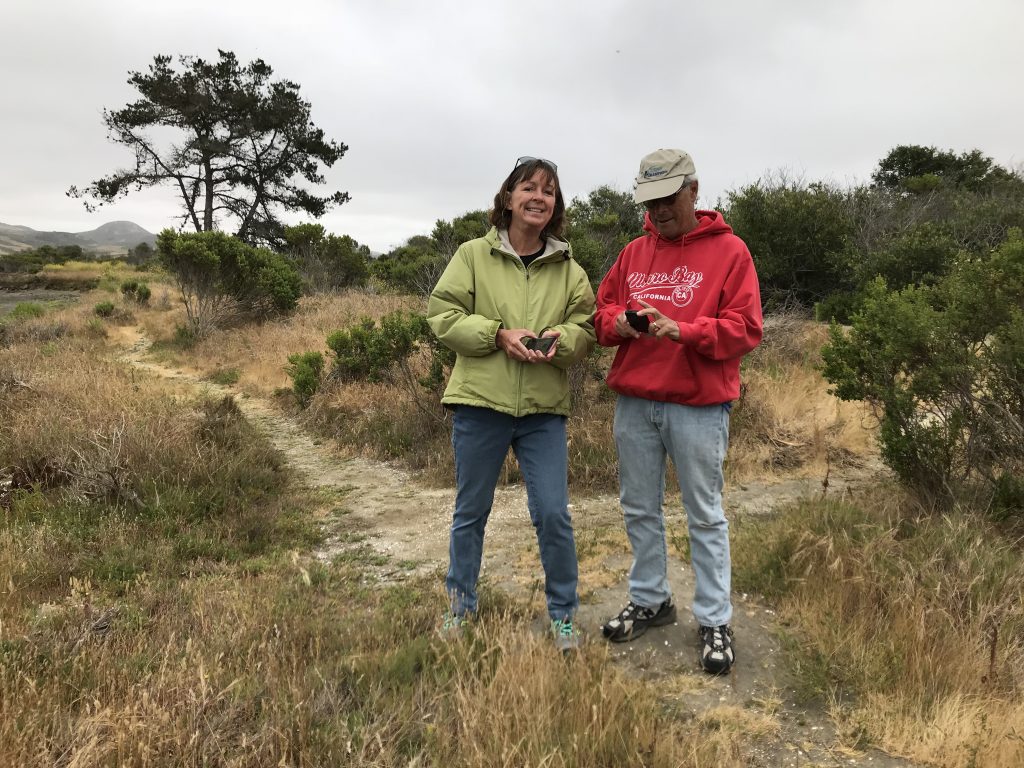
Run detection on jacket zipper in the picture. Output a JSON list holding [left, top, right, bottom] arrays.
[[517, 259, 531, 417]]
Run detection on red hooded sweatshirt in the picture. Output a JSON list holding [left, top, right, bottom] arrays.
[[595, 210, 763, 406]]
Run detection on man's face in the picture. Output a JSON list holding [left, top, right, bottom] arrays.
[[644, 181, 698, 240]]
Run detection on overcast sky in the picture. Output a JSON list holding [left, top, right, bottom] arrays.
[[1, 0, 1021, 253]]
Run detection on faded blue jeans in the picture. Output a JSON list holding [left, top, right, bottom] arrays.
[[613, 395, 732, 627], [447, 405, 578, 621]]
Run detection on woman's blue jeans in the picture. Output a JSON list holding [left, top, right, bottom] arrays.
[[447, 405, 578, 621], [613, 395, 732, 627]]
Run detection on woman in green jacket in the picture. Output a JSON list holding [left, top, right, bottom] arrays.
[[427, 157, 596, 649]]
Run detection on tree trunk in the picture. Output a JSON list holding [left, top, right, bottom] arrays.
[[203, 158, 215, 231]]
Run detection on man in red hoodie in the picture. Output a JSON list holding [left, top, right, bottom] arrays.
[[595, 149, 762, 675]]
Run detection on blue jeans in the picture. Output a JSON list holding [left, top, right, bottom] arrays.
[[613, 395, 732, 627], [448, 406, 578, 621]]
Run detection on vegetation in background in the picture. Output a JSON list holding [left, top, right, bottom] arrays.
[[722, 145, 1024, 320], [371, 210, 490, 296], [285, 350, 325, 407], [156, 229, 301, 338], [125, 240, 155, 266], [283, 223, 371, 292], [0, 244, 92, 274], [67, 50, 349, 249], [725, 175, 857, 311], [119, 278, 151, 304], [564, 185, 645, 287], [871, 144, 1020, 193], [822, 231, 1024, 512]]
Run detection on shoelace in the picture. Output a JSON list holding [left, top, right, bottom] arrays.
[[704, 627, 730, 651], [624, 602, 654, 621]]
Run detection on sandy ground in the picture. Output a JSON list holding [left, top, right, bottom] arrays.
[[118, 331, 916, 767]]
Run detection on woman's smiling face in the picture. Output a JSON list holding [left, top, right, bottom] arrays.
[[506, 169, 557, 232]]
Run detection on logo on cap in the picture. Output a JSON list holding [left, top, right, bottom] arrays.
[[643, 167, 668, 179]]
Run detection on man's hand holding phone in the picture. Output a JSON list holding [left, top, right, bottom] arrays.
[[617, 302, 677, 340], [616, 307, 650, 338], [624, 309, 650, 333]]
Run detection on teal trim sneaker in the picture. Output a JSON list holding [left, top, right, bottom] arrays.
[[551, 618, 580, 653], [438, 612, 469, 639]]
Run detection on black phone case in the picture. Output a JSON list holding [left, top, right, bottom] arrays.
[[625, 310, 650, 332], [524, 336, 556, 353]]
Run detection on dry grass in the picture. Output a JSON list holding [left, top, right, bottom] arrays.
[[142, 291, 424, 398], [430, 616, 750, 766], [734, 487, 1024, 766], [836, 692, 1024, 767], [728, 313, 877, 483]]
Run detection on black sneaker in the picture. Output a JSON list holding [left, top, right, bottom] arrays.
[[698, 624, 735, 674], [601, 598, 677, 643]]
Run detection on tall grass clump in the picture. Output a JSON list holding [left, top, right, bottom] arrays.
[[0, 334, 308, 598], [7, 301, 47, 320], [726, 311, 875, 482], [733, 490, 1024, 766]]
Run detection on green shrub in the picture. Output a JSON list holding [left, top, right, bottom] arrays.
[[725, 177, 857, 310], [371, 211, 489, 296], [207, 367, 241, 386], [156, 229, 302, 337], [859, 222, 960, 291], [120, 280, 152, 305], [7, 302, 46, 321], [326, 312, 430, 383], [285, 351, 325, 407], [173, 324, 198, 349], [284, 224, 372, 292], [821, 231, 1024, 508], [94, 301, 116, 318]]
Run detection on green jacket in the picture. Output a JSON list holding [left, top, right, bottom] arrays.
[[427, 227, 596, 417]]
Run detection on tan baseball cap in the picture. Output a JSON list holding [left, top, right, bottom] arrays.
[[633, 149, 696, 203]]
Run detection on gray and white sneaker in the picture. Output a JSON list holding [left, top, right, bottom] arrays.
[[698, 624, 735, 674], [601, 598, 677, 643]]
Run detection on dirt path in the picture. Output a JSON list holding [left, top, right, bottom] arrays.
[[118, 333, 914, 767]]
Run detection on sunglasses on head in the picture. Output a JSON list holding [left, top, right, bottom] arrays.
[[514, 156, 558, 173], [643, 184, 690, 210]]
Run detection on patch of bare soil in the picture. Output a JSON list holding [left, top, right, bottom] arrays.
[[118, 331, 915, 767]]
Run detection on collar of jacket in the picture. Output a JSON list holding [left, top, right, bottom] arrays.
[[490, 227, 572, 263]]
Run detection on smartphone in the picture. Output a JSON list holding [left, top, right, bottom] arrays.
[[625, 309, 650, 333], [523, 336, 556, 353]]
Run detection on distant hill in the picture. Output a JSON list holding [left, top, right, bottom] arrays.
[[0, 220, 156, 257]]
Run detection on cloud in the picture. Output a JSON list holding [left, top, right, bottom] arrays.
[[1, 0, 1022, 252]]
